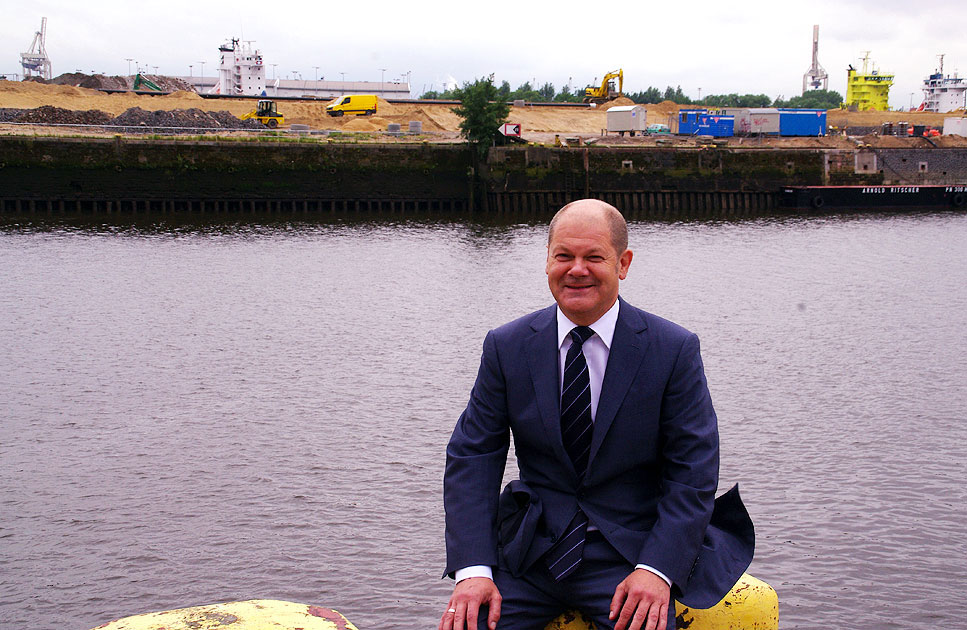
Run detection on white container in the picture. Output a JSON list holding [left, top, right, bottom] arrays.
[[723, 108, 780, 135], [943, 117, 967, 136], [606, 105, 647, 135]]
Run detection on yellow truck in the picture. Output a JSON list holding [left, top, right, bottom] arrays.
[[326, 94, 378, 117]]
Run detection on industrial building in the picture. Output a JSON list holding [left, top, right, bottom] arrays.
[[177, 38, 411, 100]]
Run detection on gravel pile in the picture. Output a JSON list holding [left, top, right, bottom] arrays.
[[49, 72, 196, 92], [0, 105, 267, 132], [12, 105, 114, 125], [0, 108, 26, 122], [110, 107, 265, 131]]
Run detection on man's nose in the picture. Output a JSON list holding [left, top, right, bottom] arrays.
[[568, 258, 590, 275]]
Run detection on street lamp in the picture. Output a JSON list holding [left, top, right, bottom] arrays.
[[189, 64, 193, 77], [198, 61, 206, 77], [313, 66, 320, 82], [125, 58, 133, 76], [340, 72, 345, 83], [379, 67, 386, 90], [270, 63, 278, 79]]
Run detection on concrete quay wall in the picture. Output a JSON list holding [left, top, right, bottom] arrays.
[[1, 136, 964, 219]]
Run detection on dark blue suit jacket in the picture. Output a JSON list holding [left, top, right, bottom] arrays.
[[444, 297, 753, 608]]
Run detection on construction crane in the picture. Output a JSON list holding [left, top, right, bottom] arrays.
[[802, 24, 828, 94], [584, 69, 623, 104], [21, 17, 52, 80]]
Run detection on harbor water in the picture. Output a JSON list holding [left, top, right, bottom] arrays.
[[1, 211, 966, 629]]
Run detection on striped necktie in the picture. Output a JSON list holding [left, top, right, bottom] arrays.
[[545, 325, 594, 581]]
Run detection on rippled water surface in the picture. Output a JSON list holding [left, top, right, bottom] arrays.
[[2, 212, 966, 629]]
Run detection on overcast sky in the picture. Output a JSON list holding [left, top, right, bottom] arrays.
[[3, 0, 966, 110]]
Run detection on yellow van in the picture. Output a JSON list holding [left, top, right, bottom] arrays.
[[326, 94, 378, 117]]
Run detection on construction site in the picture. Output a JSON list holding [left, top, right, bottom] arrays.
[[3, 18, 967, 220], [4, 17, 966, 145]]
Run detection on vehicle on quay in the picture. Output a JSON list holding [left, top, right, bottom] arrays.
[[241, 100, 284, 128], [326, 94, 378, 117]]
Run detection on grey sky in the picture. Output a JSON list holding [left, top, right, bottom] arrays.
[[3, 0, 965, 110]]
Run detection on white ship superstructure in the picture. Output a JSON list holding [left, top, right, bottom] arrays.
[[214, 38, 266, 96], [921, 55, 967, 113]]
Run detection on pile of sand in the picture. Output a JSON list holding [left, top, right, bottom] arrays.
[[3, 78, 963, 139]]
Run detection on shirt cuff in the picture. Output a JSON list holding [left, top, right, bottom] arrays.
[[635, 564, 672, 587], [455, 565, 494, 583]]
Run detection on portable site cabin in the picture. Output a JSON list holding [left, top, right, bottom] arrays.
[[607, 105, 647, 135], [678, 109, 734, 137], [722, 108, 780, 135], [778, 109, 827, 136], [719, 108, 825, 136], [943, 117, 967, 136]]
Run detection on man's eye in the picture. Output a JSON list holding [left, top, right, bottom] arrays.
[[555, 254, 571, 260]]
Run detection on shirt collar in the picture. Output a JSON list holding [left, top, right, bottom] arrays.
[[556, 299, 620, 350]]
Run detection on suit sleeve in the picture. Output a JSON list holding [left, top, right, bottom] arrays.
[[636, 332, 719, 589], [443, 330, 511, 578]]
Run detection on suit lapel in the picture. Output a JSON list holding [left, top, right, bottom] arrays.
[[588, 298, 650, 470], [525, 305, 578, 481]]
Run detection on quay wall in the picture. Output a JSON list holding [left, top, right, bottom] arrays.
[[1, 136, 964, 218]]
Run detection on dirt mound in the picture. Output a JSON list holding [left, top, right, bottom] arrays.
[[50, 72, 195, 93], [10, 105, 113, 125], [0, 108, 26, 122], [110, 107, 264, 130], [341, 116, 382, 132], [649, 100, 681, 116], [606, 96, 636, 108]]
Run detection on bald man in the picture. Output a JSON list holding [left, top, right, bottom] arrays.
[[441, 200, 753, 630]]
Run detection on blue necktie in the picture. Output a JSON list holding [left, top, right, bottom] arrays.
[[545, 325, 594, 581]]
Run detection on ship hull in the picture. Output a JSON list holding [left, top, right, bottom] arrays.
[[782, 185, 967, 210]]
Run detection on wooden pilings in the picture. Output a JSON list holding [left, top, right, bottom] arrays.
[[1, 191, 780, 220], [0, 197, 470, 217], [487, 190, 780, 218]]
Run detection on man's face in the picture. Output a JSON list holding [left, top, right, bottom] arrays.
[[546, 207, 633, 326]]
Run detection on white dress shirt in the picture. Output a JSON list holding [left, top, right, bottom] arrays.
[[456, 299, 670, 587]]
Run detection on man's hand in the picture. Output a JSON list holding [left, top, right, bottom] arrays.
[[439, 577, 502, 630], [609, 568, 671, 630]]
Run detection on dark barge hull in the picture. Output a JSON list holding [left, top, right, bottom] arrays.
[[782, 185, 967, 211]]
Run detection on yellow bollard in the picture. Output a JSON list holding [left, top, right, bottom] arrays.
[[90, 599, 359, 630], [545, 573, 778, 630]]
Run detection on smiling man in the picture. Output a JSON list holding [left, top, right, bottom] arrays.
[[441, 199, 753, 630]]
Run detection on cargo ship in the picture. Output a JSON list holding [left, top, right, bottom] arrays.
[[920, 54, 967, 113], [846, 52, 893, 111], [782, 184, 967, 210]]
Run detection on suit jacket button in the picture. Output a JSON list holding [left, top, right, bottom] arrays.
[[550, 533, 557, 542]]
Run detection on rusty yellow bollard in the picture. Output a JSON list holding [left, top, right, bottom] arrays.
[[90, 599, 359, 630], [545, 573, 778, 630]]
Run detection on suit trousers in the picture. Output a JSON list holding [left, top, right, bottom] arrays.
[[477, 531, 676, 630]]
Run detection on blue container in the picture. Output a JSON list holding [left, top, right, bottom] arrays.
[[778, 109, 827, 136], [678, 110, 735, 137]]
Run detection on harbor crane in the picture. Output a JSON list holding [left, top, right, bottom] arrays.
[[21, 17, 52, 80], [802, 24, 828, 94]]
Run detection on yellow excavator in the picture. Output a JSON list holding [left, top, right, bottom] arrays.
[[584, 69, 624, 104], [241, 100, 285, 128]]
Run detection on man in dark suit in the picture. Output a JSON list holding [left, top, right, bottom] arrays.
[[440, 200, 753, 630]]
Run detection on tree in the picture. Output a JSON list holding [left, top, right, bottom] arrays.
[[538, 82, 556, 102], [452, 77, 511, 158], [776, 89, 843, 109], [497, 81, 512, 101]]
